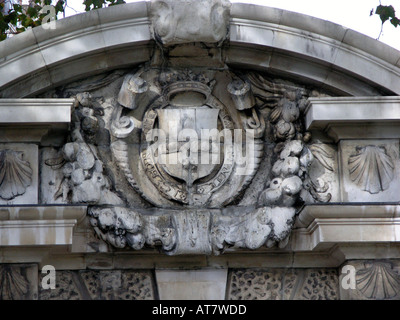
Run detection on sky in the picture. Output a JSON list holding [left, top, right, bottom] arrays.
[[62, 0, 400, 51]]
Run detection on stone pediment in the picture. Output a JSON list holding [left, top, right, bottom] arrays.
[[1, 0, 400, 281]]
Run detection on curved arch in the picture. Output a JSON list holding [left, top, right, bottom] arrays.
[[0, 2, 399, 97]]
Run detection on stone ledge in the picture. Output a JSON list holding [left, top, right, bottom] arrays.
[[0, 99, 72, 124], [305, 96, 400, 141], [0, 205, 87, 247], [292, 204, 400, 251], [0, 99, 73, 145]]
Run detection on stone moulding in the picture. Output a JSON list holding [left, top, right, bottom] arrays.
[[305, 97, 400, 141], [0, 99, 72, 124], [0, 99, 74, 145], [0, 206, 86, 246], [292, 204, 400, 251], [1, 3, 400, 97]]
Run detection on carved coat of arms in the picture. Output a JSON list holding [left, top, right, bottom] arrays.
[[45, 62, 334, 254], [110, 69, 264, 209]]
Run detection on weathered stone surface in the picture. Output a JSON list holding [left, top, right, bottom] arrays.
[[0, 144, 38, 205], [149, 0, 231, 46], [156, 269, 227, 300], [2, 0, 400, 301], [340, 140, 400, 202], [340, 260, 400, 300], [43, 63, 329, 254], [227, 268, 339, 300], [0, 264, 38, 300], [39, 269, 156, 300]]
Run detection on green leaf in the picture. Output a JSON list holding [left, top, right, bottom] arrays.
[[376, 5, 396, 23], [391, 16, 400, 27], [55, 0, 65, 13], [26, 7, 39, 18], [13, 4, 22, 13]]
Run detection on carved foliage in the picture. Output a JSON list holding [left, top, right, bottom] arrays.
[[0, 149, 32, 200], [46, 94, 124, 206]]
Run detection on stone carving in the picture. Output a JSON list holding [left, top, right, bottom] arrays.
[[0, 149, 32, 200], [46, 64, 333, 254], [109, 68, 265, 208], [0, 266, 29, 299], [0, 265, 37, 300], [227, 268, 339, 300], [46, 141, 123, 205], [212, 207, 296, 252], [309, 144, 335, 172], [88, 206, 176, 251], [46, 93, 123, 205], [150, 0, 231, 45], [39, 270, 156, 300], [111, 73, 146, 138], [248, 80, 308, 221], [260, 140, 306, 207], [356, 261, 400, 300], [247, 73, 331, 204], [348, 145, 395, 194], [227, 78, 255, 111]]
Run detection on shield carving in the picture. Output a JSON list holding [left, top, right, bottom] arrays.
[[156, 107, 220, 186]]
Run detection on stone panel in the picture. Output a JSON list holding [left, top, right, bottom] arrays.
[[0, 264, 38, 300], [227, 268, 339, 300], [339, 140, 400, 202], [39, 269, 156, 300], [339, 260, 400, 300], [155, 269, 227, 300], [0, 144, 38, 205]]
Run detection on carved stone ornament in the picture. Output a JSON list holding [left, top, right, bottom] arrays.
[[348, 145, 395, 194], [45, 62, 333, 255], [149, 0, 231, 45], [356, 261, 400, 300], [0, 265, 30, 300], [0, 149, 32, 200]]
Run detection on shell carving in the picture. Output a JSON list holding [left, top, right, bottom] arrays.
[[0, 150, 33, 200], [348, 146, 395, 194], [356, 262, 400, 300], [0, 266, 30, 300]]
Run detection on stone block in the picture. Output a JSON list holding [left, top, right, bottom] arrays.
[[156, 269, 228, 300]]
